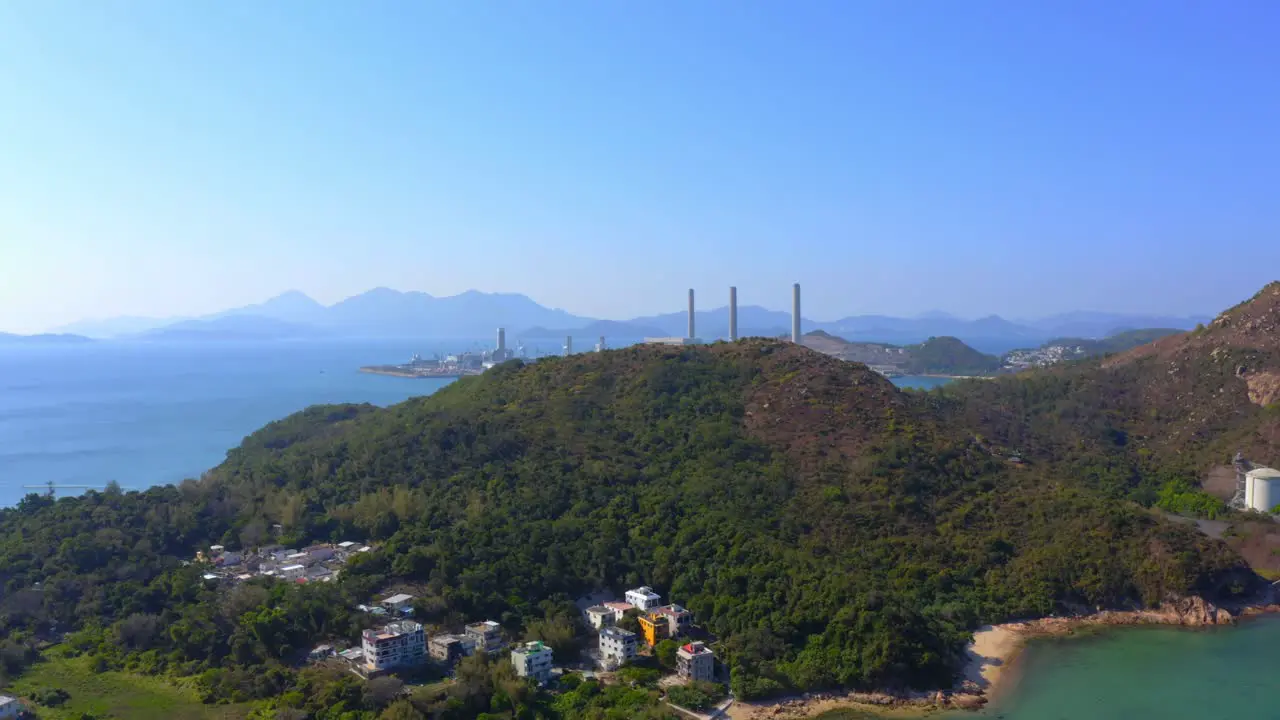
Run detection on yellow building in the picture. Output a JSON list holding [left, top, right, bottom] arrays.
[[638, 613, 669, 647]]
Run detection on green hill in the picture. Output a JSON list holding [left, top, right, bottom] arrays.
[[1042, 327, 1184, 356], [0, 338, 1253, 713], [903, 336, 1003, 375]]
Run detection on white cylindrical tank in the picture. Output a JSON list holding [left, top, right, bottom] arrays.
[[1246, 468, 1280, 513]]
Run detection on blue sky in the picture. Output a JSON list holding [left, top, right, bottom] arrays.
[[1, 1, 1277, 333]]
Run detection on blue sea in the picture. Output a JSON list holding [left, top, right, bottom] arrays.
[[0, 341, 948, 507]]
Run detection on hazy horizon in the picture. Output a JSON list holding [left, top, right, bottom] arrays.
[[3, 2, 1278, 334]]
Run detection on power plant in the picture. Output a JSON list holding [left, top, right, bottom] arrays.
[[729, 287, 738, 341], [688, 289, 696, 339], [792, 283, 801, 343], [642, 283, 802, 345]]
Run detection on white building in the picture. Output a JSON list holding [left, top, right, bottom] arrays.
[[0, 695, 23, 719], [585, 605, 617, 629], [599, 626, 637, 670], [279, 564, 306, 581], [381, 593, 415, 613], [625, 586, 661, 611], [677, 641, 716, 683], [361, 620, 427, 672], [465, 620, 506, 652], [1246, 467, 1280, 513], [511, 640, 554, 684]]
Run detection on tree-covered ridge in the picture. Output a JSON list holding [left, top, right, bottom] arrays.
[[0, 339, 1254, 712], [902, 336, 1002, 375]]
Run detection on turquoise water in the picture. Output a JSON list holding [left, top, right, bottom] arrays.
[[891, 375, 955, 390], [965, 616, 1280, 719]]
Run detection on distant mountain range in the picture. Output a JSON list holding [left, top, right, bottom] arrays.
[[0, 332, 93, 346], [40, 288, 1212, 351]]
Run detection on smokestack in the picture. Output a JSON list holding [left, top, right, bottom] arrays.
[[729, 287, 738, 341], [792, 283, 801, 343], [497, 327, 506, 353], [688, 288, 695, 339], [564, 335, 573, 356]]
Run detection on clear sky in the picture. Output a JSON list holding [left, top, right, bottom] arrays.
[[2, 1, 1278, 333]]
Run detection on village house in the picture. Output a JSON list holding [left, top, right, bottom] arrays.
[[599, 626, 637, 670], [0, 694, 26, 719], [625, 586, 661, 611], [652, 604, 692, 637], [361, 621, 427, 673], [465, 620, 506, 653], [677, 641, 716, 683], [428, 633, 473, 664], [381, 593, 415, 614], [585, 605, 617, 629], [279, 564, 307, 581], [638, 613, 669, 646], [511, 640, 554, 684]]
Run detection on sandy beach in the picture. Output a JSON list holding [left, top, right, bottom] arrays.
[[962, 624, 1025, 697]]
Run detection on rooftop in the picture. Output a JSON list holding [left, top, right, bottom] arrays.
[[514, 640, 550, 654], [602, 626, 636, 638], [1247, 466, 1280, 480], [679, 641, 713, 656], [586, 605, 614, 614], [468, 620, 501, 631], [365, 620, 423, 640], [654, 604, 688, 615], [383, 593, 415, 605], [628, 586, 660, 597]]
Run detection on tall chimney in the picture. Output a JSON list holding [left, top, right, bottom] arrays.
[[729, 286, 738, 341], [792, 283, 801, 343], [497, 327, 506, 353], [688, 288, 696, 339], [564, 335, 573, 356]]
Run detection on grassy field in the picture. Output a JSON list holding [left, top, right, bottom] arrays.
[[7, 652, 253, 720]]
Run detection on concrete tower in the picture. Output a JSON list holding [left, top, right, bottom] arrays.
[[729, 286, 738, 341], [564, 336, 573, 356], [688, 289, 696, 339], [791, 283, 801, 343], [497, 328, 506, 353]]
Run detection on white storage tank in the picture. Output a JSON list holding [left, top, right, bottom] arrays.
[[1246, 467, 1280, 513]]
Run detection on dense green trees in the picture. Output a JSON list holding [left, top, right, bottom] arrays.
[[0, 340, 1257, 711]]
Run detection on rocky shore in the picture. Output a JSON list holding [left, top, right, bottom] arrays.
[[727, 593, 1280, 720]]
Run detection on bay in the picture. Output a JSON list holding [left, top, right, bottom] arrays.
[[964, 616, 1280, 719]]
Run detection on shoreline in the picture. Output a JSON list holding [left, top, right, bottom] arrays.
[[727, 593, 1280, 720], [358, 366, 476, 379]]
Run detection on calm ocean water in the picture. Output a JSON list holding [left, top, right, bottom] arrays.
[[0, 340, 464, 506], [961, 616, 1280, 719]]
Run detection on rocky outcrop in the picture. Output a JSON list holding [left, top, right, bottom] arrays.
[[1245, 370, 1280, 407]]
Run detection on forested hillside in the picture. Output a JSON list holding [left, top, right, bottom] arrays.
[[0, 330, 1258, 716]]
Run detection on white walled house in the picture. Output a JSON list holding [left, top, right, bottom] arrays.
[[585, 605, 617, 629], [677, 641, 716, 683], [625, 586, 661, 611], [511, 640, 554, 684], [361, 621, 427, 672], [599, 626, 637, 670]]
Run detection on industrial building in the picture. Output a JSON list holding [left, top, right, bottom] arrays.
[[677, 641, 716, 683], [599, 626, 638, 670], [361, 621, 427, 672], [1245, 467, 1280, 513], [511, 640, 554, 684], [644, 283, 802, 344]]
